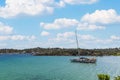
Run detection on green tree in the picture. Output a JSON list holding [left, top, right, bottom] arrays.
[[114, 76, 120, 80], [97, 74, 110, 80]]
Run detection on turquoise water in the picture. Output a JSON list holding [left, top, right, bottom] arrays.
[[0, 54, 120, 80]]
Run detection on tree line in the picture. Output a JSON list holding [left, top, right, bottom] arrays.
[[0, 47, 120, 56]]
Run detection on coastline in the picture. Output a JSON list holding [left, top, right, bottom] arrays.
[[0, 47, 120, 56]]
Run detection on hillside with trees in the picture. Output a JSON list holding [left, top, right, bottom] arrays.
[[0, 47, 120, 56]]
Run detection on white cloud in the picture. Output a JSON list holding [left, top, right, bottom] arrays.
[[41, 31, 50, 36], [0, 36, 9, 40], [40, 18, 79, 30], [38, 31, 120, 48], [62, 0, 98, 5], [29, 35, 36, 40], [94, 35, 120, 44], [110, 35, 120, 40], [78, 35, 120, 48], [40, 9, 120, 31], [57, 32, 75, 38], [40, 18, 106, 31], [0, 0, 98, 18], [78, 34, 95, 40], [0, 22, 13, 34], [81, 9, 120, 24], [0, 0, 64, 18], [95, 39, 112, 44], [49, 32, 120, 46], [49, 32, 96, 44], [11, 35, 26, 40], [57, 1, 65, 7], [0, 35, 36, 41], [49, 32, 75, 43], [77, 22, 105, 30]]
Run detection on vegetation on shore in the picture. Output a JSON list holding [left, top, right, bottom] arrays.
[[0, 47, 120, 56], [97, 74, 120, 80], [98, 74, 110, 80]]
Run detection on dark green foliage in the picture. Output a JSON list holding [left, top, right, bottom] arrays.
[[114, 76, 120, 80], [97, 74, 110, 80], [0, 47, 120, 56]]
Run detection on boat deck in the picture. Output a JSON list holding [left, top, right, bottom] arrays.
[[70, 57, 96, 63]]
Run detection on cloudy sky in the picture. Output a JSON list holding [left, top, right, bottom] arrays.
[[0, 0, 120, 49]]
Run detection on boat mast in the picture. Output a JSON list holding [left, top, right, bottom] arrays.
[[75, 30, 80, 58]]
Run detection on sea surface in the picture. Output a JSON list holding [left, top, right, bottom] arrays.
[[0, 54, 120, 80]]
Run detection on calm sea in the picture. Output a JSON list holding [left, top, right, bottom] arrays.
[[0, 54, 120, 80]]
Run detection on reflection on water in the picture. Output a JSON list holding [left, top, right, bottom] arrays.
[[0, 54, 120, 80]]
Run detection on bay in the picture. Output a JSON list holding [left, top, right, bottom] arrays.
[[0, 54, 120, 80]]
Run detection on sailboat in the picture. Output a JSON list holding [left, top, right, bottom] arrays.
[[70, 30, 96, 63]]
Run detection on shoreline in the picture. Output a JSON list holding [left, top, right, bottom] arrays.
[[0, 47, 120, 56], [0, 53, 120, 57]]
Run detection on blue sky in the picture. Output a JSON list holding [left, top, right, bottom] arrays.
[[0, 0, 120, 49]]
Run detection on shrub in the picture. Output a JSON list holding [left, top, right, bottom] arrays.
[[114, 76, 120, 80], [97, 74, 110, 80]]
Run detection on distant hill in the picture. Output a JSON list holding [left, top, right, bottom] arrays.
[[0, 47, 120, 56]]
